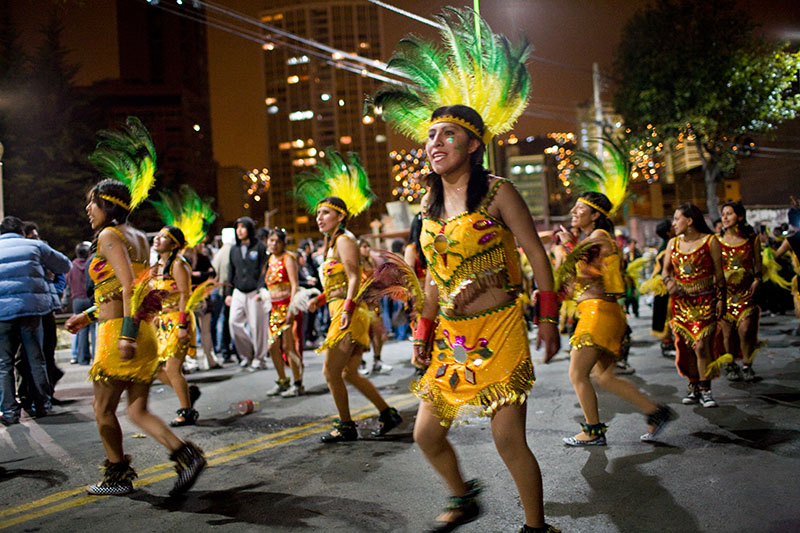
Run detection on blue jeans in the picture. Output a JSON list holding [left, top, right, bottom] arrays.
[[72, 298, 95, 365], [0, 316, 52, 420]]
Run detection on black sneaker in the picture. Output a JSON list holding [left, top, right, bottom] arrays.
[[169, 441, 206, 496], [682, 384, 700, 405], [321, 419, 358, 443], [87, 456, 137, 495]]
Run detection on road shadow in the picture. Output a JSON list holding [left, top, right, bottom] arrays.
[[0, 465, 68, 488], [130, 481, 408, 531], [546, 447, 697, 532]]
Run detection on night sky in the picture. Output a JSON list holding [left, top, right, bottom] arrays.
[[9, 0, 800, 171]]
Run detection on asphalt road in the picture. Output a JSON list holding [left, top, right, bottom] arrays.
[[2, 307, 799, 532]]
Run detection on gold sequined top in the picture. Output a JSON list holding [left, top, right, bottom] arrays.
[[420, 179, 522, 313], [571, 229, 625, 301], [322, 235, 349, 299], [88, 227, 148, 303]]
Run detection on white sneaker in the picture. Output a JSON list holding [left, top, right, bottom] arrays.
[[700, 390, 718, 408], [239, 358, 251, 368], [358, 361, 370, 376], [249, 359, 268, 371], [372, 361, 393, 374], [280, 384, 304, 397], [267, 379, 290, 396]]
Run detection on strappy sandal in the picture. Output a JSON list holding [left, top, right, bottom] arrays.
[[428, 479, 482, 532]]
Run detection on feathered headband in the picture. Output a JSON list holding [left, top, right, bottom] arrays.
[[293, 150, 375, 218], [88, 116, 157, 211], [151, 185, 216, 248], [369, 7, 531, 145], [570, 136, 631, 216]]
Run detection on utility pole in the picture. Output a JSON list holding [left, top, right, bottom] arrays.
[[0, 141, 5, 219]]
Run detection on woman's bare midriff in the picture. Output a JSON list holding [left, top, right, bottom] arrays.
[[442, 286, 515, 318], [97, 298, 124, 323]]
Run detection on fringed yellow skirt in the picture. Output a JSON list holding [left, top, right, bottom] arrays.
[[411, 298, 534, 426], [570, 299, 627, 359], [793, 276, 800, 320], [155, 310, 197, 363], [317, 298, 370, 353], [89, 319, 161, 384]]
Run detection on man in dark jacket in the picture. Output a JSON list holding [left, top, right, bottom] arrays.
[[0, 216, 71, 424], [224, 217, 269, 370]]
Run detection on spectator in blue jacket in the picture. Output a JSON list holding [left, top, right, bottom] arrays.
[[0, 216, 71, 424]]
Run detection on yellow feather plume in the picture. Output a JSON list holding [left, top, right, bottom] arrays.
[[185, 279, 217, 313]]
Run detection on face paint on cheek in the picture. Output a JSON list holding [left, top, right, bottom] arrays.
[[455, 142, 465, 153], [446, 137, 455, 144]]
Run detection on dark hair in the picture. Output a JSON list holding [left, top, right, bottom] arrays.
[[407, 212, 427, 269], [235, 216, 256, 244], [319, 196, 348, 255], [712, 218, 722, 228], [676, 203, 713, 235], [75, 242, 91, 259], [88, 179, 132, 253], [255, 227, 270, 243], [788, 207, 800, 228], [0, 216, 23, 235], [391, 238, 405, 254], [161, 225, 186, 276], [268, 227, 287, 243], [655, 220, 672, 242], [720, 201, 755, 238], [425, 105, 490, 219], [22, 221, 39, 237], [578, 192, 614, 234]]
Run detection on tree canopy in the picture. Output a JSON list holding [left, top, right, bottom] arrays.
[[613, 0, 800, 217]]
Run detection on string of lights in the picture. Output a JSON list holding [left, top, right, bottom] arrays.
[[389, 149, 430, 203]]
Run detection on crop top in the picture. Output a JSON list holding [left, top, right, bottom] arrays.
[[88, 227, 148, 304], [151, 256, 190, 312], [571, 230, 625, 300], [420, 178, 522, 312], [669, 234, 715, 295], [322, 235, 349, 299]]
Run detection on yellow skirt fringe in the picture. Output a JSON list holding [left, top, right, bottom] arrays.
[[317, 298, 371, 353], [155, 310, 197, 363], [411, 298, 534, 426], [89, 319, 161, 385], [569, 299, 627, 360]]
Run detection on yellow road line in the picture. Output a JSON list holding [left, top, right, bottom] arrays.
[[0, 393, 417, 529]]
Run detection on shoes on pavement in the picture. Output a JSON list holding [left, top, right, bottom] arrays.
[[371, 361, 393, 374], [519, 525, 562, 533], [239, 358, 252, 368], [615, 361, 635, 375], [742, 365, 756, 382], [170, 407, 199, 427], [371, 407, 402, 437], [682, 384, 700, 405], [640, 404, 676, 442], [70, 358, 78, 364], [725, 362, 743, 382], [358, 360, 369, 376], [267, 377, 291, 396], [562, 434, 607, 447], [427, 479, 482, 533], [280, 383, 304, 397], [169, 441, 206, 496], [87, 456, 137, 496], [320, 419, 358, 443], [700, 390, 718, 408]]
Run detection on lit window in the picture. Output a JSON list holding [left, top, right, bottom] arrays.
[[292, 139, 305, 148], [320, 93, 331, 101], [192, 124, 201, 132], [339, 136, 352, 144], [278, 142, 291, 150], [265, 97, 277, 105], [287, 55, 309, 65], [289, 110, 314, 121], [262, 42, 275, 51], [375, 135, 387, 143], [362, 116, 374, 125], [267, 105, 279, 114], [287, 75, 300, 84], [338, 99, 345, 107]]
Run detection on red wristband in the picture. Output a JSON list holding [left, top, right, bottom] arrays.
[[178, 311, 188, 325], [538, 290, 559, 320], [317, 293, 327, 306], [414, 317, 433, 345], [343, 298, 356, 313]]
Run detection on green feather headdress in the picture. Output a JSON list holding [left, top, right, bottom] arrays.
[[570, 136, 631, 215], [88, 116, 157, 210], [369, 7, 531, 144], [293, 150, 375, 217], [151, 185, 216, 248]]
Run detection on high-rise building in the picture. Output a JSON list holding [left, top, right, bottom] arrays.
[[259, 0, 391, 240]]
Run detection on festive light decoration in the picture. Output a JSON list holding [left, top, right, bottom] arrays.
[[244, 168, 271, 203], [390, 148, 430, 203]]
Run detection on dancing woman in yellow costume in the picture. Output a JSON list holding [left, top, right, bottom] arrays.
[[296, 152, 403, 443], [774, 199, 800, 334], [556, 192, 674, 446], [663, 203, 725, 408], [370, 8, 560, 532], [718, 202, 763, 382], [64, 118, 205, 496], [151, 226, 198, 426], [265, 228, 304, 397]]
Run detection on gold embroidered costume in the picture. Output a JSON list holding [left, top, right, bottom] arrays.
[[719, 236, 759, 326], [266, 254, 293, 339], [88, 228, 160, 384], [318, 236, 371, 352], [153, 256, 197, 363], [412, 179, 534, 424]]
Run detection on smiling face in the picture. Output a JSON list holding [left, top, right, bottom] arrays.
[[425, 122, 479, 176], [570, 201, 599, 232], [267, 233, 284, 255], [316, 205, 345, 235], [672, 209, 692, 236], [720, 205, 741, 229], [153, 230, 177, 254], [86, 196, 107, 230]]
